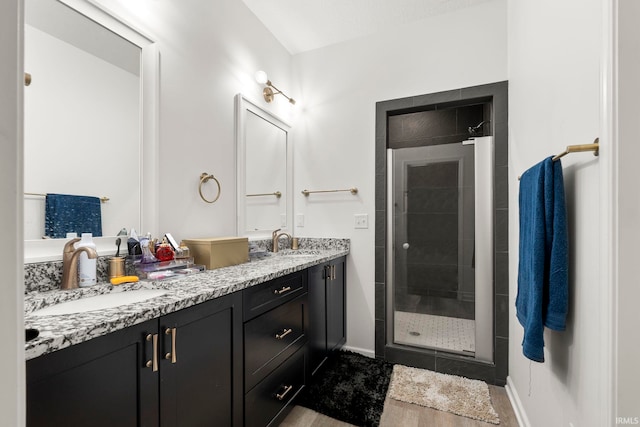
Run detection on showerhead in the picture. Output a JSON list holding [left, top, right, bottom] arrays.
[[468, 120, 489, 136]]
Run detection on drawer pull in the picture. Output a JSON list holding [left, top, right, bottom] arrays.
[[276, 384, 293, 401], [145, 333, 159, 372], [273, 286, 292, 295], [164, 327, 177, 364], [275, 328, 293, 340]]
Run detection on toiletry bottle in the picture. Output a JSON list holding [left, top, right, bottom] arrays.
[[75, 233, 97, 287], [155, 237, 175, 262], [176, 241, 190, 259], [140, 233, 158, 264]]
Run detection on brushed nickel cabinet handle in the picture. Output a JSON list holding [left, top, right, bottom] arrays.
[[164, 327, 177, 364], [276, 385, 293, 401], [332, 264, 336, 280], [146, 333, 159, 372], [275, 328, 293, 340], [273, 286, 291, 295]]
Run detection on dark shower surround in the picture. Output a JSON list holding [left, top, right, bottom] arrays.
[[375, 81, 509, 386]]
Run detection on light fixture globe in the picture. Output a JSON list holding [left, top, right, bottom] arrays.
[[255, 70, 295, 105], [255, 70, 268, 85]]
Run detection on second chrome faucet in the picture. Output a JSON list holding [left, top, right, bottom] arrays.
[[272, 229, 292, 253]]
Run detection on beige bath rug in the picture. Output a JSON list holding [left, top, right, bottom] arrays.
[[387, 365, 500, 424]]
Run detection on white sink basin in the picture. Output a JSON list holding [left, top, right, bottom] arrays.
[[30, 289, 167, 316]]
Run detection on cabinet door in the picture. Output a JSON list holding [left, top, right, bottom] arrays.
[[307, 262, 327, 376], [27, 319, 159, 427], [159, 292, 243, 427], [327, 258, 346, 353]]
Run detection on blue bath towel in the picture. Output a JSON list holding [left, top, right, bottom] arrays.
[[516, 157, 568, 362], [45, 193, 102, 238]]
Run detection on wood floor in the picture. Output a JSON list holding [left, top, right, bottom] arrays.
[[280, 385, 519, 427]]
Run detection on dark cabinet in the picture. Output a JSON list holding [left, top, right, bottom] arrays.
[[26, 292, 243, 427], [27, 319, 159, 427], [308, 256, 346, 376], [243, 271, 308, 427], [159, 293, 243, 427], [27, 259, 346, 427]]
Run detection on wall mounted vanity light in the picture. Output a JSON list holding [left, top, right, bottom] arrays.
[[255, 70, 296, 105]]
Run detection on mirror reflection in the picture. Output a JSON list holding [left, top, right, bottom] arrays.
[[23, 0, 142, 241], [236, 94, 292, 238]]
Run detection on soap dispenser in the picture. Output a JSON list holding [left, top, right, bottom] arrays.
[[75, 233, 97, 287]]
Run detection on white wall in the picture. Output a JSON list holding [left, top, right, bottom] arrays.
[[291, 0, 507, 355], [93, 0, 294, 242], [616, 0, 640, 421], [0, 0, 25, 424], [507, 0, 609, 426]]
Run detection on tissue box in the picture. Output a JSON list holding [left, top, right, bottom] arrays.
[[182, 237, 249, 270]]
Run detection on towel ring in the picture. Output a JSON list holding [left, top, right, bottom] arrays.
[[198, 172, 221, 204]]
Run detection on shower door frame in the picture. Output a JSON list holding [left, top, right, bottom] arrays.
[[390, 145, 471, 311], [386, 138, 494, 362]]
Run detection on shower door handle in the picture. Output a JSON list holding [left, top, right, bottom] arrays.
[[402, 243, 410, 250]]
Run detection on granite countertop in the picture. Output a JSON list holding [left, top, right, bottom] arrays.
[[24, 245, 348, 361]]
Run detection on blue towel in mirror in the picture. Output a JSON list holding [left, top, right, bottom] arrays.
[[516, 157, 568, 363], [45, 193, 103, 238]]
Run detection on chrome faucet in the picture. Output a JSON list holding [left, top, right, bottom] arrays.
[[272, 229, 292, 253], [61, 237, 98, 290]]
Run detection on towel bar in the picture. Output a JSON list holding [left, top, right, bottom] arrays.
[[301, 187, 358, 196], [24, 192, 109, 203], [552, 138, 599, 161], [518, 138, 599, 180], [246, 191, 281, 198]]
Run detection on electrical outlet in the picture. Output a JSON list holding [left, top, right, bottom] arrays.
[[280, 214, 287, 227], [296, 214, 305, 227], [354, 214, 368, 229]]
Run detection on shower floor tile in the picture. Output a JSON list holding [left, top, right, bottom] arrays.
[[394, 311, 475, 353]]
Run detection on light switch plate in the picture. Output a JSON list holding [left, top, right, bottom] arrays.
[[354, 213, 368, 229], [296, 214, 305, 227]]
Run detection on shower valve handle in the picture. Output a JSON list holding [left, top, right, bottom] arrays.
[[402, 243, 410, 250]]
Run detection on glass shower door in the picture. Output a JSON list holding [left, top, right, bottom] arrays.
[[389, 143, 476, 355]]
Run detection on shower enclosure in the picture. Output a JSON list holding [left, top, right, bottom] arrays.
[[375, 82, 508, 384], [386, 137, 494, 363]]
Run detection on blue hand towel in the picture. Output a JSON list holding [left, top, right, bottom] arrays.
[[516, 157, 568, 362], [45, 193, 103, 239]]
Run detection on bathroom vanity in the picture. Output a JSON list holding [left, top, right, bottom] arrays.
[[24, 241, 348, 427]]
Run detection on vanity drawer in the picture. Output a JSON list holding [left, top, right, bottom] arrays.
[[244, 271, 306, 321], [245, 293, 307, 391], [244, 349, 305, 427]]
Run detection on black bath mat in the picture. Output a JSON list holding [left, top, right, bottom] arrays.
[[297, 350, 393, 426]]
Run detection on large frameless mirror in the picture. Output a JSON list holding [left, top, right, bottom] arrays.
[[23, 0, 159, 262], [235, 94, 292, 238]]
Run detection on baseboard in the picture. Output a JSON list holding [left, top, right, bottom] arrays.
[[505, 376, 531, 427], [342, 345, 375, 358]]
